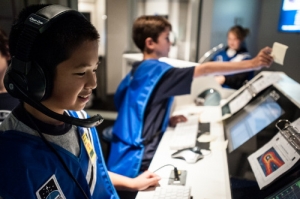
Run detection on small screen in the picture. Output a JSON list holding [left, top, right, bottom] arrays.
[[226, 95, 284, 152], [278, 0, 300, 32], [265, 177, 300, 199]]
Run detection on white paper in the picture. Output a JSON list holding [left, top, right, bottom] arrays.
[[228, 89, 252, 115], [251, 73, 282, 94], [248, 117, 300, 189], [271, 42, 289, 65]]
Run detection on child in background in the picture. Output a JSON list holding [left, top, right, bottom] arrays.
[[213, 25, 254, 89]]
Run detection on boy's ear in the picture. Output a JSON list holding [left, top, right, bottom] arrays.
[[145, 37, 155, 50]]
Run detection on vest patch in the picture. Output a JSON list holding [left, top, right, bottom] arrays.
[[36, 175, 66, 199], [0, 110, 10, 121]]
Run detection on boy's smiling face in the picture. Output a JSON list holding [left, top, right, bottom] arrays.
[[42, 40, 99, 114]]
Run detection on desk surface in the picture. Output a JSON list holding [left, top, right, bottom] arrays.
[[136, 106, 231, 199]]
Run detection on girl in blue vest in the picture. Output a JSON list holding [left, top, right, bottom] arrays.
[[0, 4, 160, 199], [213, 25, 254, 89]]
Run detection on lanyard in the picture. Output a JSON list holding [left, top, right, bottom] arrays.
[[79, 127, 96, 163]]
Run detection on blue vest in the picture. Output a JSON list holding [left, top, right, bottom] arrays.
[[107, 59, 174, 178], [0, 110, 119, 199], [213, 48, 251, 62], [213, 48, 253, 88]]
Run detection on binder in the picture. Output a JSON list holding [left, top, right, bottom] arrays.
[[246, 82, 257, 98], [222, 73, 282, 118], [247, 117, 300, 189], [276, 119, 300, 151]]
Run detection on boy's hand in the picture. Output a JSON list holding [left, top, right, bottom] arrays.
[[169, 115, 187, 127], [131, 170, 161, 191], [251, 46, 273, 70], [214, 75, 226, 85]]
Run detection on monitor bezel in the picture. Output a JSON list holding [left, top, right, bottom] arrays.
[[223, 85, 300, 153], [278, 0, 300, 33]]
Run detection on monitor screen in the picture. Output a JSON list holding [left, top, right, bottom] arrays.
[[278, 0, 300, 32], [265, 176, 300, 199], [225, 94, 284, 152]]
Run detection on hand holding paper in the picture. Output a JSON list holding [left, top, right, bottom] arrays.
[[271, 42, 289, 65], [251, 47, 273, 69]]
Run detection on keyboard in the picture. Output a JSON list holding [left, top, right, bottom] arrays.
[[169, 116, 199, 150], [152, 186, 191, 199]]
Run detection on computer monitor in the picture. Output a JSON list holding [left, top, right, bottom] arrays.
[[222, 73, 300, 197], [278, 0, 300, 33], [225, 90, 284, 152], [223, 86, 300, 153], [265, 176, 300, 199]]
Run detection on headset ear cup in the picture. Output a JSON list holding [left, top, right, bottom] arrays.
[[33, 61, 53, 100], [26, 62, 47, 101], [4, 62, 47, 102], [4, 66, 27, 99]]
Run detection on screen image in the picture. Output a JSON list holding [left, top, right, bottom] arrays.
[[257, 147, 285, 177], [226, 95, 284, 152], [278, 0, 300, 32]]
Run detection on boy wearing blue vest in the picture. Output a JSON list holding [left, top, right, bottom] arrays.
[[108, 16, 273, 180], [0, 4, 160, 199]]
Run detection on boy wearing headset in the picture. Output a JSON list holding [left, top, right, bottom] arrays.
[[0, 4, 159, 199], [108, 16, 273, 181]]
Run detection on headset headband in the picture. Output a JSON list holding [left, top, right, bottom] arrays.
[[14, 5, 82, 70]]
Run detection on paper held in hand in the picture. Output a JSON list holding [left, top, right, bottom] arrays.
[[271, 42, 288, 65]]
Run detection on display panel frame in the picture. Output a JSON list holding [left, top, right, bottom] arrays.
[[223, 86, 300, 153]]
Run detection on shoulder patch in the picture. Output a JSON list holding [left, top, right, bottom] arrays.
[[0, 110, 10, 121], [36, 175, 66, 199]]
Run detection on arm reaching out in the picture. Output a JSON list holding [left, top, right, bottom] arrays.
[[249, 46, 273, 69], [109, 170, 161, 191], [194, 46, 273, 77]]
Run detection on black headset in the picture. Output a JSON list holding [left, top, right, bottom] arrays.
[[4, 4, 103, 128]]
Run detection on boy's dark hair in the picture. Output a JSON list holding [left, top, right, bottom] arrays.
[[0, 28, 9, 57], [132, 15, 172, 52], [9, 4, 99, 98]]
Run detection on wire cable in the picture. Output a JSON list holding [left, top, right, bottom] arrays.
[[153, 164, 176, 173], [153, 164, 180, 181]]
